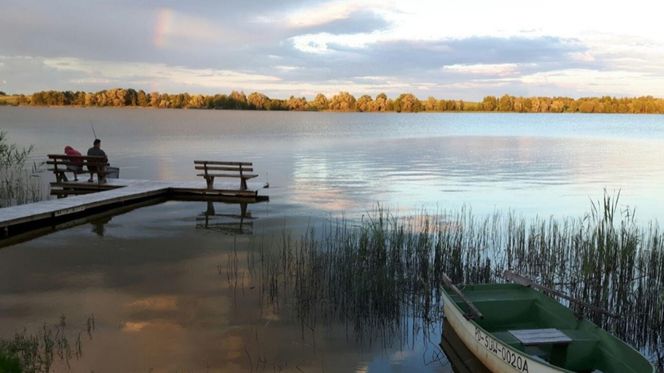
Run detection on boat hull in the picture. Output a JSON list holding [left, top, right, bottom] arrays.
[[442, 290, 565, 373]]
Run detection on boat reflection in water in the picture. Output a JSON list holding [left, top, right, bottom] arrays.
[[441, 318, 490, 373]]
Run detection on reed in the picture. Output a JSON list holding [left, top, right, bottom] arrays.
[[0, 315, 94, 373], [249, 195, 664, 366], [0, 131, 43, 207]]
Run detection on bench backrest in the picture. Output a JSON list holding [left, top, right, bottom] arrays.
[[194, 160, 253, 175], [47, 154, 108, 169]]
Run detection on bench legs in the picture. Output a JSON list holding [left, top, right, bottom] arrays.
[[89, 166, 108, 184], [203, 176, 249, 190]]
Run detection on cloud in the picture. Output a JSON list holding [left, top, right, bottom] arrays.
[[443, 63, 521, 77], [42, 57, 282, 90], [1, 1, 664, 99], [284, 1, 375, 29], [520, 69, 664, 97], [293, 10, 390, 34], [283, 36, 588, 82]]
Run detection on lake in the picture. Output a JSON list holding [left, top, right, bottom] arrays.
[[1, 107, 664, 371]]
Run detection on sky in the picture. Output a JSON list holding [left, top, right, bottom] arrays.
[[1, 0, 664, 100]]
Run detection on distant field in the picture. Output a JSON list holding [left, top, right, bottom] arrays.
[[0, 95, 19, 105]]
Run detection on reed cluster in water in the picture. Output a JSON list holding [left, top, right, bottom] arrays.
[[249, 194, 663, 367], [0, 315, 94, 373], [0, 131, 43, 207]]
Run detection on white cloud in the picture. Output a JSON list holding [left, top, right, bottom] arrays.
[[568, 52, 595, 63], [520, 69, 664, 97], [2, 2, 664, 98], [291, 31, 388, 53], [274, 65, 299, 72], [43, 57, 281, 89], [284, 1, 381, 29], [443, 63, 521, 77], [37, 56, 417, 97], [70, 78, 114, 84]]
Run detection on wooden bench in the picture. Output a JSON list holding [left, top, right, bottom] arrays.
[[194, 160, 258, 191], [47, 154, 109, 184]]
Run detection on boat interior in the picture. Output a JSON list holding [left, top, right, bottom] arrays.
[[448, 284, 651, 373]]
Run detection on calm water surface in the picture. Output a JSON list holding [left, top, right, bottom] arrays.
[[1, 107, 664, 371]]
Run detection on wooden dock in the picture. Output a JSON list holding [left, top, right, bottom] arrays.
[[0, 178, 268, 240]]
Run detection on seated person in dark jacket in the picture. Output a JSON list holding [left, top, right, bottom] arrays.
[[87, 138, 108, 182]]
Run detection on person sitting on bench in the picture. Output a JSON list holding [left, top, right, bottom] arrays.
[[86, 138, 107, 182], [64, 145, 83, 181]]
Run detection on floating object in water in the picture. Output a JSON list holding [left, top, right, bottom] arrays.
[[441, 272, 654, 373], [263, 182, 269, 189]]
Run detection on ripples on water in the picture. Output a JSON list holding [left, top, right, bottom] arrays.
[[4, 108, 664, 219], [1, 108, 664, 371]]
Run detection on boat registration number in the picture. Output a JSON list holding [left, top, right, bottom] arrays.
[[475, 326, 529, 372]]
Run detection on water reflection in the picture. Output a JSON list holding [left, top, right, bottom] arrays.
[[5, 108, 664, 219], [90, 215, 112, 237], [3, 109, 664, 371], [441, 318, 489, 373], [1, 202, 451, 372], [196, 201, 254, 235]]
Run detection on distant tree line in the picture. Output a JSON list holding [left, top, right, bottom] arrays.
[[4, 89, 664, 113]]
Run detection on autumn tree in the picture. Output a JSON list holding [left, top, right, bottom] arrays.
[[309, 93, 329, 111], [498, 94, 513, 112], [481, 96, 498, 111], [287, 96, 307, 111], [228, 91, 248, 109], [137, 90, 149, 107], [328, 91, 356, 111], [247, 92, 270, 110], [14, 88, 664, 114], [393, 93, 421, 112], [372, 93, 389, 112], [356, 95, 373, 112], [424, 96, 438, 111]]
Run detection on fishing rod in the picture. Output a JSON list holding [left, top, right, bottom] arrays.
[[89, 120, 98, 139]]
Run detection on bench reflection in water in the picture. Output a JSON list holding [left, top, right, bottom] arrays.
[[196, 201, 255, 235]]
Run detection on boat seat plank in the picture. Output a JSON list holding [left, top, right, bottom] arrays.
[[492, 331, 521, 347], [508, 328, 572, 345]]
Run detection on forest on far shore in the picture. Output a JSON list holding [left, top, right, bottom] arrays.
[[1, 89, 664, 113]]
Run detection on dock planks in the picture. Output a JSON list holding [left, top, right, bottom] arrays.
[[0, 178, 268, 236]]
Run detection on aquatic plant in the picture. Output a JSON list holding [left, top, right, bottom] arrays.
[[0, 131, 43, 207], [0, 314, 94, 373], [247, 195, 664, 368]]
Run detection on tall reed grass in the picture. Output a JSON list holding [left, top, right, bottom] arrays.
[[0, 131, 43, 207], [0, 315, 94, 373], [248, 194, 664, 367]]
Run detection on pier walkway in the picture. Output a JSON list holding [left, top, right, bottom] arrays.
[[0, 178, 268, 238]]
